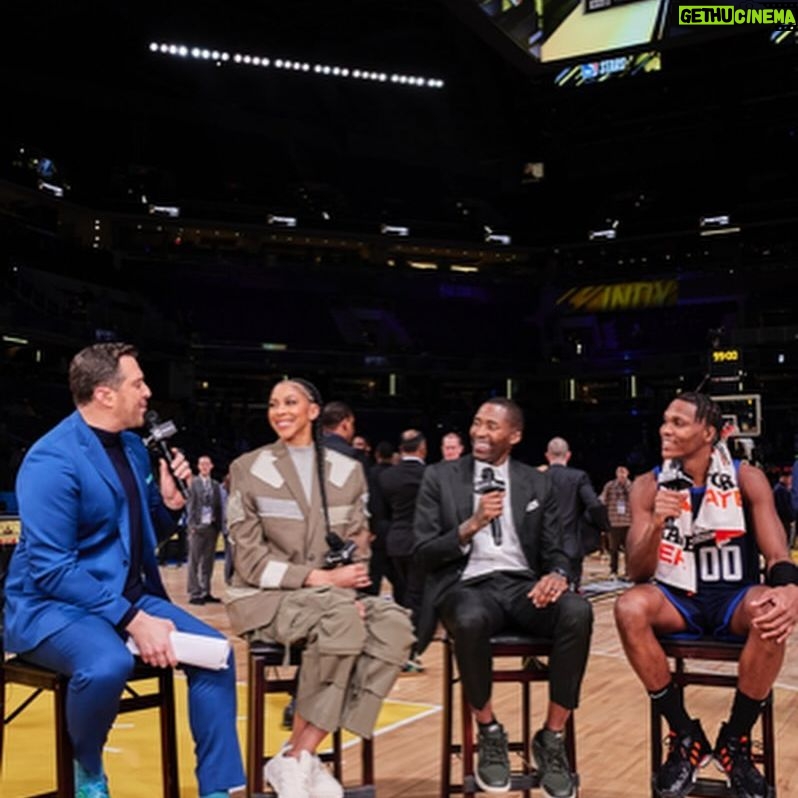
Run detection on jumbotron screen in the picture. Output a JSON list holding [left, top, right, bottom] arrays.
[[474, 0, 671, 63]]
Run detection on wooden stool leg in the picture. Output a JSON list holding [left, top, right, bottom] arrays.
[[361, 737, 374, 786], [0, 669, 6, 779], [761, 693, 775, 791], [565, 713, 577, 781], [651, 702, 663, 798], [333, 730, 343, 782], [158, 669, 179, 798], [522, 678, 531, 798], [440, 642, 454, 798], [54, 677, 74, 798], [248, 654, 266, 795], [460, 662, 475, 797]]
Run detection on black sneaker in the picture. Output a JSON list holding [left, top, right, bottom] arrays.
[[654, 719, 712, 798], [714, 722, 770, 798], [532, 728, 576, 798], [475, 722, 510, 793]]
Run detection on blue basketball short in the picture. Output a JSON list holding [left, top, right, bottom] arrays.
[[655, 581, 753, 641]]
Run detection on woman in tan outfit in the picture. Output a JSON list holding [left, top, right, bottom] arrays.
[[225, 378, 414, 798]]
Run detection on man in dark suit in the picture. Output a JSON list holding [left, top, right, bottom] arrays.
[[414, 398, 592, 798], [380, 430, 427, 645], [364, 440, 396, 596], [544, 437, 608, 587], [321, 400, 365, 463]]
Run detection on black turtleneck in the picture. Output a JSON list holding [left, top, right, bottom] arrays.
[[90, 426, 144, 625]]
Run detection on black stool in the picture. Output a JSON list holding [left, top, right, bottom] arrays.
[[0, 656, 179, 798], [441, 633, 577, 798], [651, 638, 776, 798], [246, 641, 375, 798]]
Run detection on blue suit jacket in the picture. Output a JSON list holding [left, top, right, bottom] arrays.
[[4, 410, 172, 654]]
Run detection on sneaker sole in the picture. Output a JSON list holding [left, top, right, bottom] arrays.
[[653, 754, 712, 798], [473, 771, 511, 793], [711, 756, 774, 798], [532, 747, 576, 798], [540, 785, 576, 798]]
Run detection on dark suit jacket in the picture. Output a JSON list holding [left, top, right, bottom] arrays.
[[546, 463, 608, 564], [380, 458, 426, 557], [186, 476, 223, 530], [368, 461, 393, 548], [412, 454, 569, 653], [323, 432, 367, 466]]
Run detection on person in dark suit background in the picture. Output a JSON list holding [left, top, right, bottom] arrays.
[[379, 430, 427, 652], [352, 434, 372, 464], [440, 430, 465, 461], [413, 399, 592, 798], [363, 440, 396, 596], [544, 437, 609, 587], [185, 454, 224, 605], [321, 401, 366, 465]]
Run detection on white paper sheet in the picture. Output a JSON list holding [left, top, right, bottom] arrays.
[[126, 631, 230, 670]]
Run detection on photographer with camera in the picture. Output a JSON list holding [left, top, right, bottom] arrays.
[[225, 378, 414, 798], [413, 398, 592, 798]]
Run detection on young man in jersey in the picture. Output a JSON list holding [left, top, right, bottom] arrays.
[[615, 392, 798, 798]]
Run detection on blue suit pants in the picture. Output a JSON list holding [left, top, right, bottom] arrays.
[[23, 594, 245, 794]]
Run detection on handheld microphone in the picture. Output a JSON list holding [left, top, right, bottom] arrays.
[[659, 459, 694, 492], [475, 466, 505, 546], [658, 458, 692, 524], [143, 410, 190, 499]]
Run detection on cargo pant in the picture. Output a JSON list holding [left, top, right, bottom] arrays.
[[248, 585, 415, 737]]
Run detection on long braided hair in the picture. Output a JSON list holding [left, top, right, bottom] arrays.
[[281, 378, 341, 553]]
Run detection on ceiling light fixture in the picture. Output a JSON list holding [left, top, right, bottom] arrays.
[[148, 42, 445, 89]]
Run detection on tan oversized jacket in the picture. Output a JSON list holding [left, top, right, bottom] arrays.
[[224, 439, 370, 635]]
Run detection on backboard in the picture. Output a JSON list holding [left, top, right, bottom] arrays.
[[711, 393, 762, 438]]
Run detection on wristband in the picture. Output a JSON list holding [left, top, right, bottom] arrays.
[[766, 560, 798, 587]]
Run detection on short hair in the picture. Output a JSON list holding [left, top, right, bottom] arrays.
[[399, 429, 425, 454], [375, 440, 395, 461], [674, 391, 723, 441], [321, 401, 354, 430], [442, 431, 463, 445], [546, 437, 570, 458], [482, 397, 524, 432], [69, 342, 138, 406]]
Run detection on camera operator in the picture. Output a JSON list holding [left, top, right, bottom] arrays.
[[225, 378, 414, 798]]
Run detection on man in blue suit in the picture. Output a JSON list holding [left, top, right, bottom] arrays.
[[3, 343, 244, 798]]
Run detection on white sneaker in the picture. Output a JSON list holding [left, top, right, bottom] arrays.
[[264, 751, 312, 798], [307, 755, 343, 798], [269, 747, 343, 798]]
